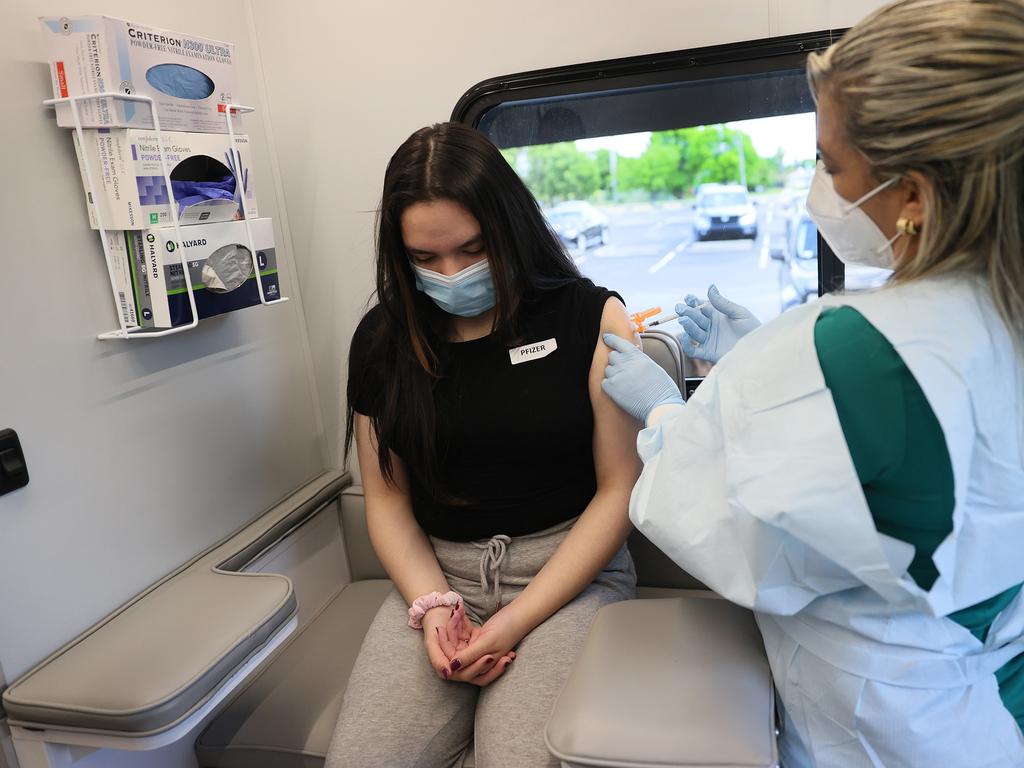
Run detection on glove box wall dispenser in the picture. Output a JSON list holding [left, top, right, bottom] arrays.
[[44, 89, 289, 340], [109, 217, 281, 329]]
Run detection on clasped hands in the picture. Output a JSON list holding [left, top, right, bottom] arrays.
[[421, 600, 519, 687]]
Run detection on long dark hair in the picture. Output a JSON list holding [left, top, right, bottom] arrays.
[[345, 123, 582, 499]]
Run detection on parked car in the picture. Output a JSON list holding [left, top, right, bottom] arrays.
[[692, 184, 758, 241], [775, 212, 891, 311], [546, 201, 609, 253], [780, 168, 813, 240], [776, 212, 818, 310]]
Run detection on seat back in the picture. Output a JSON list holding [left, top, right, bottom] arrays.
[[340, 486, 388, 581], [340, 490, 706, 591], [640, 328, 687, 392], [634, 328, 707, 589]]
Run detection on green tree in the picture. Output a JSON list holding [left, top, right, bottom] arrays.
[[503, 123, 789, 204], [520, 142, 600, 205], [643, 125, 786, 195], [500, 147, 518, 168]]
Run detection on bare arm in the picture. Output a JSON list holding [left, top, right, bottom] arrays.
[[355, 413, 449, 604], [356, 413, 518, 685], [453, 297, 642, 664], [506, 296, 641, 631]]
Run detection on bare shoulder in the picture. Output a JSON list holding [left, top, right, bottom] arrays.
[[590, 297, 640, 384], [599, 296, 639, 344]]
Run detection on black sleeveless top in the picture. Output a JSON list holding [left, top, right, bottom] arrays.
[[348, 279, 620, 541]]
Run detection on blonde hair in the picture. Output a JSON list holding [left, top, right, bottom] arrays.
[[807, 0, 1024, 348]]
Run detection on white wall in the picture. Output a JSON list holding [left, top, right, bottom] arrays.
[[249, 0, 889, 483], [769, 0, 890, 35], [0, 0, 326, 682]]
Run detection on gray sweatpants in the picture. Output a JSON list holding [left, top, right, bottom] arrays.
[[326, 517, 637, 768]]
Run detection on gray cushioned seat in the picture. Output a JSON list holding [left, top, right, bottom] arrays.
[[194, 511, 718, 767], [196, 580, 391, 768], [546, 597, 777, 768]]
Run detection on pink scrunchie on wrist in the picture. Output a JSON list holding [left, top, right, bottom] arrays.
[[407, 590, 462, 629]]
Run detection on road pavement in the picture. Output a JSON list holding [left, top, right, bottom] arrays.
[[571, 195, 806, 326]]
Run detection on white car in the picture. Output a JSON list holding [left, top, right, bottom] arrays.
[[692, 184, 758, 241]]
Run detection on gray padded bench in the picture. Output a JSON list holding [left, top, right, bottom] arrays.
[[195, 576, 391, 768], [195, 486, 395, 768], [195, 329, 777, 768], [196, 489, 776, 768], [1, 472, 349, 741]]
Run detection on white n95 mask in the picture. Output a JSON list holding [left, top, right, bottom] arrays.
[[412, 259, 497, 317], [806, 161, 900, 269]]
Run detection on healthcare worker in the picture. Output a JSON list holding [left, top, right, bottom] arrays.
[[602, 1, 1024, 765]]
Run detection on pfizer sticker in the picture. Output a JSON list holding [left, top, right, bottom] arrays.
[[509, 338, 557, 365]]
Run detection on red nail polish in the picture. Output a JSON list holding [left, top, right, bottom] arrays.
[[442, 667, 450, 679]]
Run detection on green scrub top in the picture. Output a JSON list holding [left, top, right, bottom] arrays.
[[814, 306, 1024, 730]]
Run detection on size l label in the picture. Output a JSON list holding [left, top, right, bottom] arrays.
[[509, 338, 558, 365]]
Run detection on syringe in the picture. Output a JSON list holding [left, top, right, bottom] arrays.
[[646, 302, 710, 327], [629, 307, 661, 333]]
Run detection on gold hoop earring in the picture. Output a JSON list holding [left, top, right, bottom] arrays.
[[896, 218, 919, 236]]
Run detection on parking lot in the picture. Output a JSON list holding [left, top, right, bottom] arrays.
[[570, 194, 797, 326]]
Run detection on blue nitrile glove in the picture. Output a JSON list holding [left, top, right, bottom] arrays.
[[602, 333, 684, 422], [171, 176, 236, 213], [676, 285, 761, 364], [145, 63, 216, 100]]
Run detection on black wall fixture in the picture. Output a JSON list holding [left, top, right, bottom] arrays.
[[0, 429, 29, 496]]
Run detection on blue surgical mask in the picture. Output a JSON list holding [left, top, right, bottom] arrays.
[[412, 259, 497, 317]]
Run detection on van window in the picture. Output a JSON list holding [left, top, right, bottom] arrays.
[[454, 32, 844, 327]]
